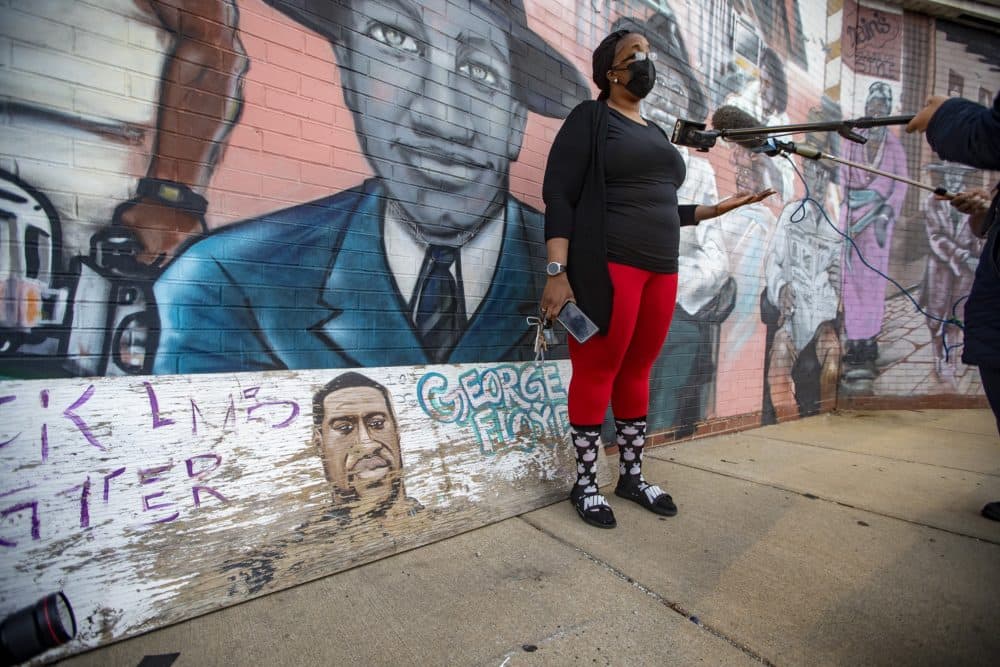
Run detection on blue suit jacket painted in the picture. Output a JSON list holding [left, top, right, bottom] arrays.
[[153, 180, 548, 374]]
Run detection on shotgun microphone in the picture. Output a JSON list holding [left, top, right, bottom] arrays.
[[750, 139, 954, 198], [673, 104, 918, 152], [710, 106, 768, 148]]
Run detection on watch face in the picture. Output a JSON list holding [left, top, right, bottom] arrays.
[[547, 262, 564, 276]]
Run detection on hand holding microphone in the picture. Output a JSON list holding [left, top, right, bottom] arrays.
[[948, 189, 994, 238], [906, 96, 950, 134]]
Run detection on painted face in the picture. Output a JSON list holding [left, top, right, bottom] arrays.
[[760, 68, 776, 115], [865, 96, 891, 141], [942, 171, 966, 194], [333, 0, 527, 245], [731, 147, 767, 193], [803, 159, 831, 198], [641, 64, 689, 132], [316, 386, 402, 507]]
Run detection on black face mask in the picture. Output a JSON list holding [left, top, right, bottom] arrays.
[[623, 59, 656, 99]]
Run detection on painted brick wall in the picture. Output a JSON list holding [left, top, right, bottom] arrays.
[[1, 0, 996, 426]]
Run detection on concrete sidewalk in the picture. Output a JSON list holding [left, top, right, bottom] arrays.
[[57, 409, 1000, 667]]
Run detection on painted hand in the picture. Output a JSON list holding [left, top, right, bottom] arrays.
[[114, 198, 207, 268]]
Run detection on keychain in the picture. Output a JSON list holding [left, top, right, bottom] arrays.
[[526, 315, 556, 362]]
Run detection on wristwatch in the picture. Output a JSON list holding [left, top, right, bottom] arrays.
[[136, 177, 209, 216], [546, 261, 567, 276]]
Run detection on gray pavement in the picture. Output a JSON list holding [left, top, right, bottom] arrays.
[[56, 409, 1000, 667]]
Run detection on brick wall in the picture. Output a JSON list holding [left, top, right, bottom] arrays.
[[1, 0, 996, 432]]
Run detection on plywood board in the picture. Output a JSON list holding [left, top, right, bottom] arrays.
[[0, 360, 609, 660]]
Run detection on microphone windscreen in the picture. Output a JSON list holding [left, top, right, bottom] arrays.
[[711, 105, 767, 148]]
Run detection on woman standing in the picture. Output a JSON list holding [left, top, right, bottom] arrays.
[[541, 29, 774, 528]]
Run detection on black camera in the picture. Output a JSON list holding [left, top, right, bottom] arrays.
[[0, 592, 76, 666]]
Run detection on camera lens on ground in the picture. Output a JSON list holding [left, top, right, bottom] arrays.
[[0, 592, 76, 666]]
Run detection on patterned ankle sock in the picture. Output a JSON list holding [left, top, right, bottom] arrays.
[[570, 424, 602, 501], [616, 416, 648, 487]]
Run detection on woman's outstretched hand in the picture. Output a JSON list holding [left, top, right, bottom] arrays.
[[716, 189, 777, 216]]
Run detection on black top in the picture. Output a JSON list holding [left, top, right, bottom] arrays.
[[543, 101, 697, 332], [605, 108, 690, 273]]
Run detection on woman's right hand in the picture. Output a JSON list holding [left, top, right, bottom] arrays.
[[540, 274, 575, 322]]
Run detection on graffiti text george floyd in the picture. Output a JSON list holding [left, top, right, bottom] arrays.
[[417, 363, 569, 455]]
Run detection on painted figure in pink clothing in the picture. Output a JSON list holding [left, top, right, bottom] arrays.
[[921, 162, 983, 386], [840, 81, 909, 379]]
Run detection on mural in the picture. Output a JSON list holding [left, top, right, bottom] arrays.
[[839, 80, 909, 394], [920, 163, 982, 388], [153, 0, 593, 372], [3, 0, 993, 408], [717, 138, 779, 416], [762, 103, 843, 423], [0, 0, 247, 378], [838, 8, 1000, 398], [311, 372, 422, 520]]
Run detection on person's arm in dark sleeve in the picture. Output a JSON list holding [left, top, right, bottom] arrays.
[[679, 204, 698, 226], [542, 102, 593, 240], [926, 91, 1000, 171]]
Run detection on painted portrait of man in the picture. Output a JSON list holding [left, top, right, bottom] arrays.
[[716, 137, 779, 413], [762, 110, 844, 422], [152, 0, 590, 374], [312, 371, 421, 520], [921, 162, 982, 387]]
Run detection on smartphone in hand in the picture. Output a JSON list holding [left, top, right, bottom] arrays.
[[556, 301, 599, 343]]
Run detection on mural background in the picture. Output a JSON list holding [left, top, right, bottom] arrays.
[[1, 0, 996, 414]]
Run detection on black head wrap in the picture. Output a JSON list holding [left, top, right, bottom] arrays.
[[592, 29, 631, 100]]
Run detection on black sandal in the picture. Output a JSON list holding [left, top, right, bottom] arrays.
[[614, 481, 677, 517], [571, 493, 617, 529]]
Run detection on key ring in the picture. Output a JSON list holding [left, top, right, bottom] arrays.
[[526, 315, 547, 362]]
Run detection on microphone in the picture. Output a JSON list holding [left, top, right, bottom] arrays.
[[671, 119, 719, 151], [752, 139, 823, 160], [670, 105, 769, 151], [710, 106, 768, 148], [753, 139, 954, 199], [671, 106, 918, 152]]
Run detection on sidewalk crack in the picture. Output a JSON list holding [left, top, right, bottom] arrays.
[[737, 432, 1000, 478], [647, 458, 1000, 546], [517, 516, 776, 666]]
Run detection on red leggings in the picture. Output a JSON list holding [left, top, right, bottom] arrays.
[[568, 262, 678, 425]]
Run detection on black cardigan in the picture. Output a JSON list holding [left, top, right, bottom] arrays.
[[542, 100, 697, 333]]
